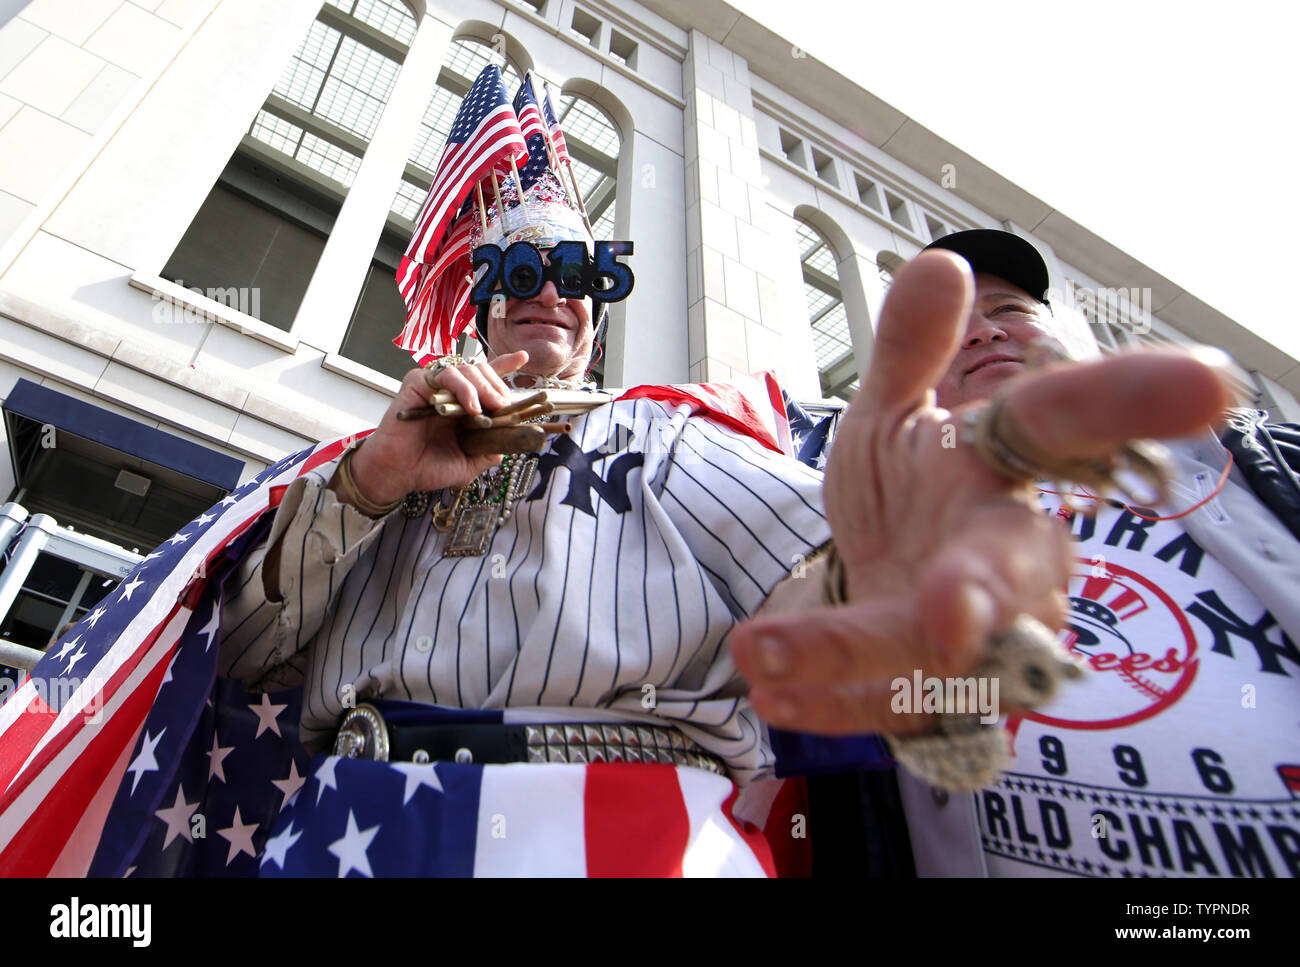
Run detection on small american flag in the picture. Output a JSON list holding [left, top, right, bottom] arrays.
[[395, 65, 527, 361], [540, 84, 571, 165], [513, 72, 548, 142], [0, 435, 358, 875]]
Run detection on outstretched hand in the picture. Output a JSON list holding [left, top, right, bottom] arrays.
[[731, 250, 1234, 735]]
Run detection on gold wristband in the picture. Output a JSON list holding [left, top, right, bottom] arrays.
[[336, 444, 403, 519]]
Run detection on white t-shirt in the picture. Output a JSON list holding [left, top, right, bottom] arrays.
[[980, 493, 1300, 877]]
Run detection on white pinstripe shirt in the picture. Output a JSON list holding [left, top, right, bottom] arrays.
[[219, 398, 830, 783]]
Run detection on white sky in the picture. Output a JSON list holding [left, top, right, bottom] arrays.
[[729, 0, 1300, 362]]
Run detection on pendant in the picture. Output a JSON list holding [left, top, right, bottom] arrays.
[[434, 454, 540, 556], [445, 504, 501, 556]]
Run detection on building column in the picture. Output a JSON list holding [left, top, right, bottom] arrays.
[[291, 15, 453, 354], [682, 29, 809, 393], [840, 250, 884, 374]]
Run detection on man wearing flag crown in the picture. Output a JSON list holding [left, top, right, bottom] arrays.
[[0, 67, 1239, 877]]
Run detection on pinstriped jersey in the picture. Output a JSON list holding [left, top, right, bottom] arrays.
[[220, 397, 830, 784]]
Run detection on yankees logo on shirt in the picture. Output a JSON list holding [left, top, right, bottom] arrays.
[[978, 495, 1300, 878]]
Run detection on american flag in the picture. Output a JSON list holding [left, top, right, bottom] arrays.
[[513, 72, 548, 142], [540, 84, 571, 165], [0, 434, 357, 875], [395, 65, 527, 362]]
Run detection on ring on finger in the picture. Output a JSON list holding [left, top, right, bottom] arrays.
[[424, 354, 466, 381], [961, 394, 1175, 511]]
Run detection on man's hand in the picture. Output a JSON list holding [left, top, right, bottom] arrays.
[[731, 250, 1234, 735], [343, 351, 531, 508]]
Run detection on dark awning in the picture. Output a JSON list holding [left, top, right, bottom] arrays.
[[3, 378, 242, 490]]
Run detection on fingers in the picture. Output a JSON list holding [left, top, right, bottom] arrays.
[[425, 361, 513, 415], [998, 346, 1237, 464], [490, 350, 530, 378], [860, 250, 973, 414], [915, 505, 1069, 676], [733, 595, 928, 689], [734, 503, 1070, 736]]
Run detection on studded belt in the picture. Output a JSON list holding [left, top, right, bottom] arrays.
[[333, 703, 727, 776]]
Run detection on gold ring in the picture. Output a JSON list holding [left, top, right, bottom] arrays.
[[424, 354, 466, 381], [961, 395, 1175, 510]]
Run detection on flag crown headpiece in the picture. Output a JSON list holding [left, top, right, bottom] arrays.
[[394, 66, 603, 365]]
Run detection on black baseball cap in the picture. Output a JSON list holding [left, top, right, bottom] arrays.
[[923, 229, 1050, 304]]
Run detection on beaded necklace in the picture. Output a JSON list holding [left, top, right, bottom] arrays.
[[402, 373, 597, 556]]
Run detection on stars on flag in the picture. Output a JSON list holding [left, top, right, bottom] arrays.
[[54, 636, 79, 663], [393, 762, 444, 805], [64, 644, 87, 675], [327, 810, 381, 878], [207, 731, 234, 783], [154, 786, 200, 849], [217, 806, 260, 866], [127, 728, 166, 795], [271, 760, 306, 810], [314, 756, 340, 805], [261, 822, 302, 872], [196, 605, 221, 652], [249, 692, 287, 739]]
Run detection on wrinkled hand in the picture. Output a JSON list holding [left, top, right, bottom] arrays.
[[345, 351, 531, 507], [731, 250, 1234, 735]]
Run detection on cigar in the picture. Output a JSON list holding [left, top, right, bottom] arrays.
[[457, 425, 548, 455], [456, 421, 572, 455], [485, 402, 554, 427], [396, 390, 549, 422]]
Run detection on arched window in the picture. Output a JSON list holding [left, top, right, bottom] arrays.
[[795, 219, 857, 401], [161, 0, 417, 333], [552, 94, 619, 240]]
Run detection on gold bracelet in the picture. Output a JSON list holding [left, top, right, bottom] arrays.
[[336, 444, 403, 519]]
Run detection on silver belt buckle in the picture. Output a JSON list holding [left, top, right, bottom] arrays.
[[333, 703, 390, 762]]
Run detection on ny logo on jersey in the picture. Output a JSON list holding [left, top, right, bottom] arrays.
[[525, 433, 644, 517]]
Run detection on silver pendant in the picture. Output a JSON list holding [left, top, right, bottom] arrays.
[[444, 504, 500, 557]]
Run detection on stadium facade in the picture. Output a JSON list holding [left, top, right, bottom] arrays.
[[0, 0, 1294, 655]]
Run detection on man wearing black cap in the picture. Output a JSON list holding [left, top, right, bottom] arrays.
[[925, 230, 1055, 408], [879, 229, 1300, 877]]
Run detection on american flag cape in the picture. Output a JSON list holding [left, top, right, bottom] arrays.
[[620, 372, 795, 455], [395, 64, 528, 362], [0, 381, 879, 876], [0, 434, 357, 876]]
